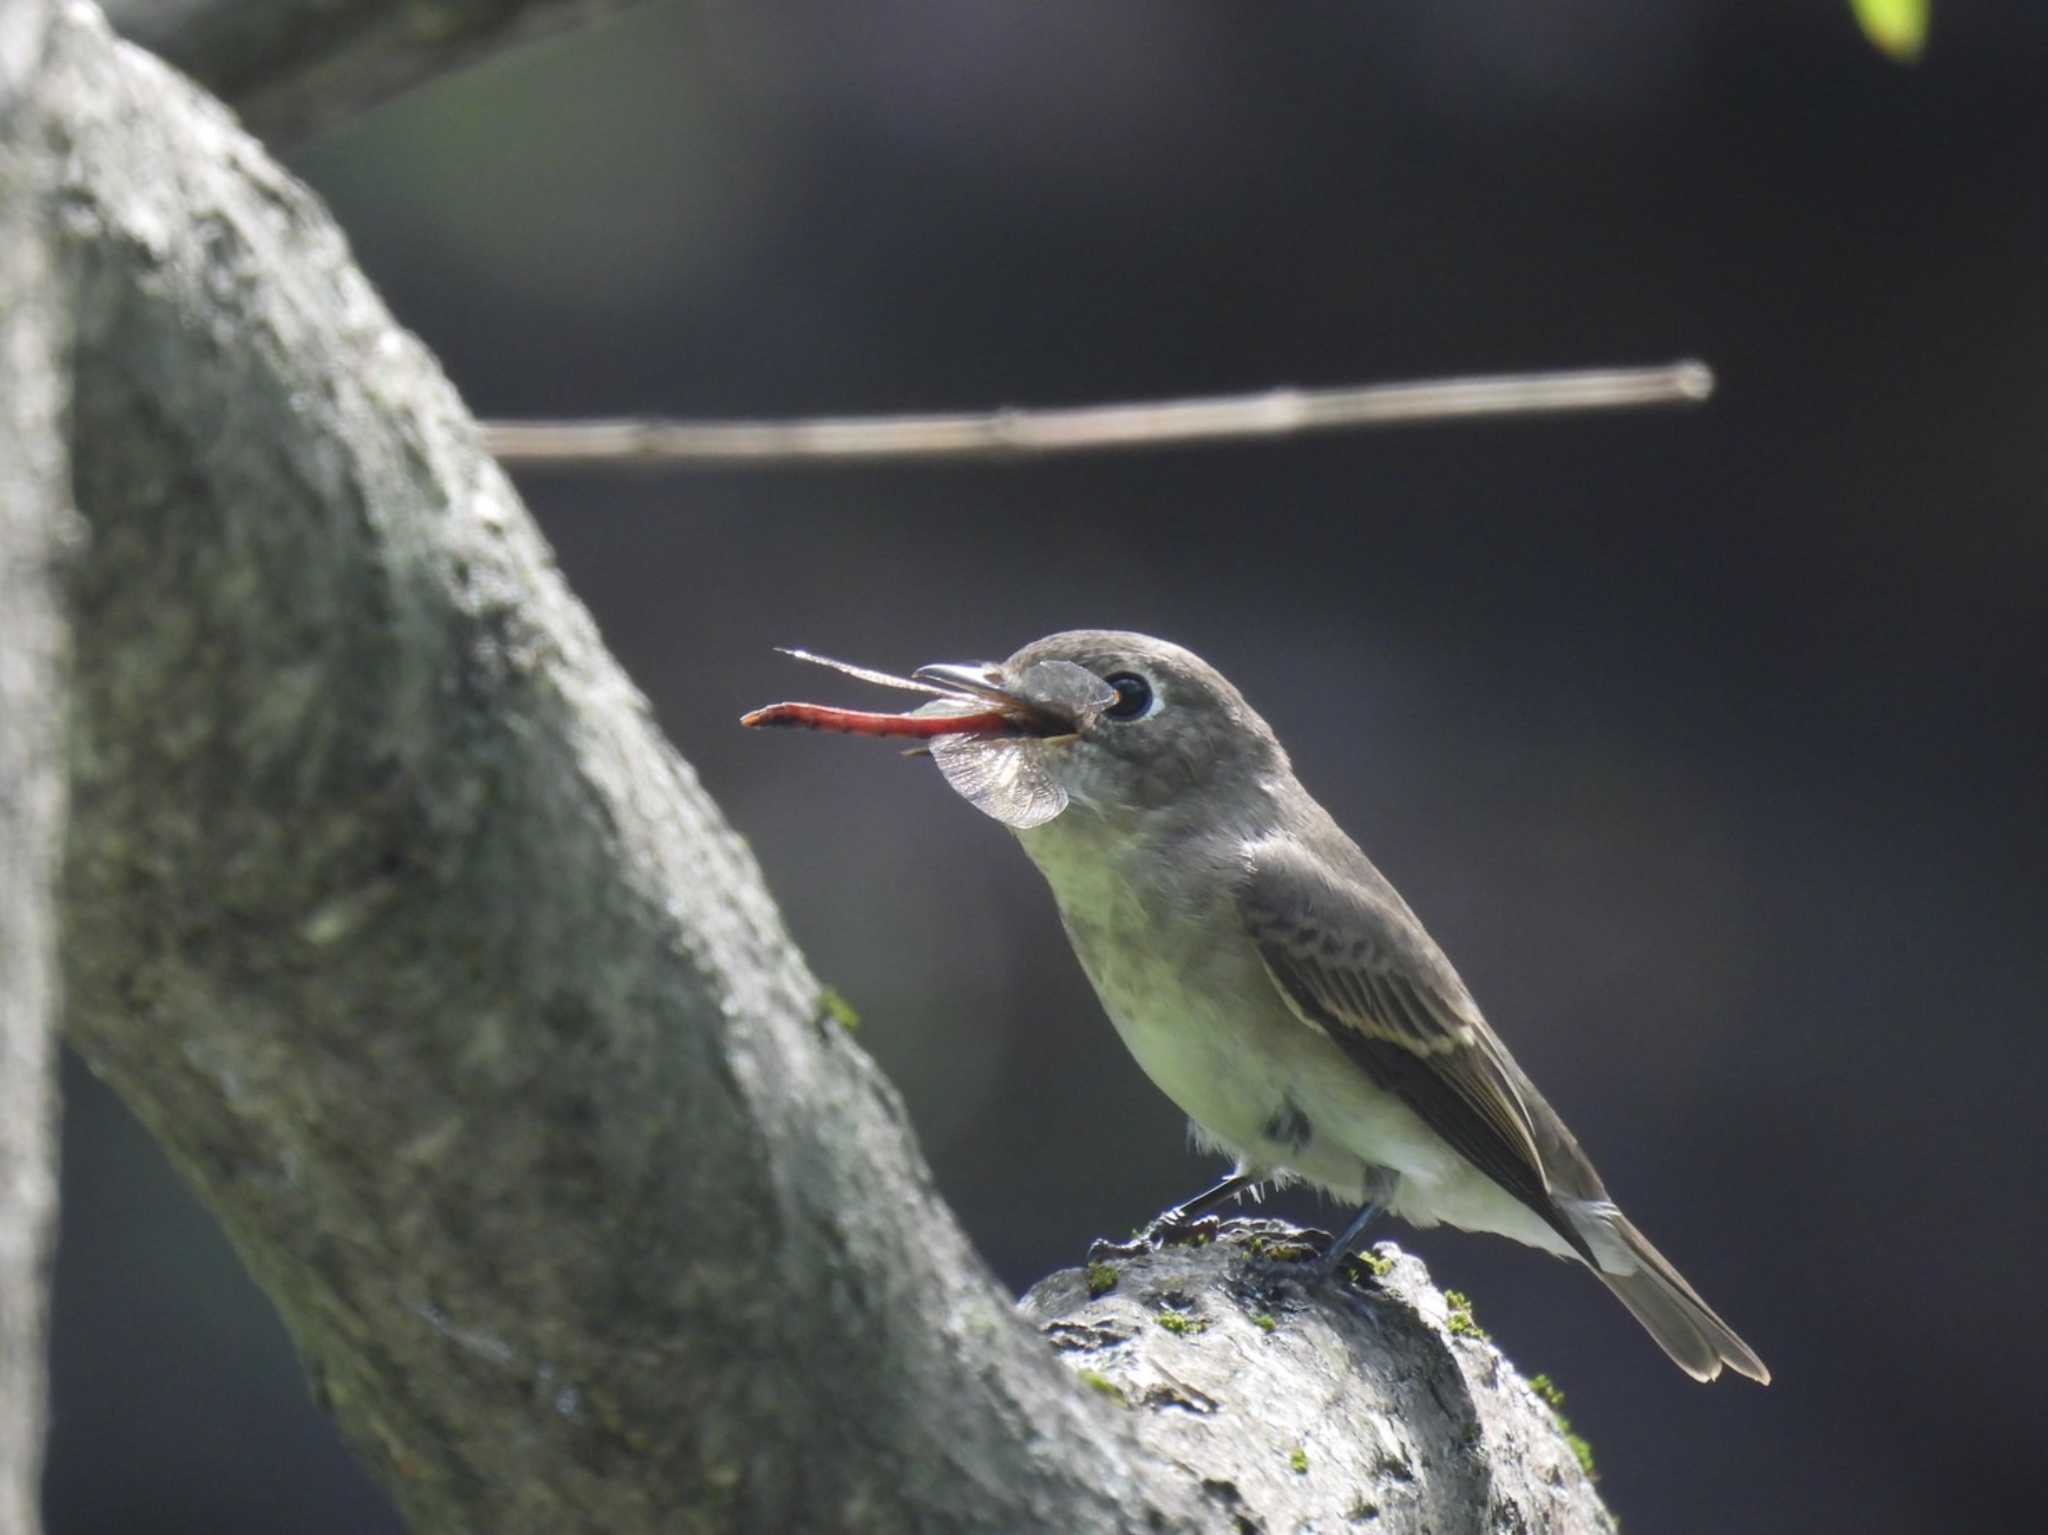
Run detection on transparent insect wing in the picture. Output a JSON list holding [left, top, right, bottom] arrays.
[[910, 696, 1003, 720], [929, 735, 1068, 829], [777, 647, 956, 698]]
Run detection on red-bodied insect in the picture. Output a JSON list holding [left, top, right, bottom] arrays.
[[740, 648, 1034, 741], [740, 647, 1113, 829], [740, 700, 1025, 738]]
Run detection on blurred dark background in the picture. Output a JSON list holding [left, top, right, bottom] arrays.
[[45, 2, 2048, 1531]]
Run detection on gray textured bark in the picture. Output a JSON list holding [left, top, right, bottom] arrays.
[[0, 4, 68, 1531], [43, 9, 1189, 1532], [22, 5, 1615, 1531], [1026, 1225, 1613, 1534], [103, 0, 655, 144]]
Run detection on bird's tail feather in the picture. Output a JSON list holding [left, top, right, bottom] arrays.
[[1595, 1212, 1770, 1384]]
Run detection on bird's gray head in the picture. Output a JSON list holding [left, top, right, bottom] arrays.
[[913, 630, 1287, 832]]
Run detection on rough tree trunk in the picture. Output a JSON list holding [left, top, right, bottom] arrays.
[[3, 5, 1616, 1531], [1, 3, 70, 1530]]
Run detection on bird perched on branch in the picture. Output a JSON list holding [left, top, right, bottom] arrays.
[[745, 630, 1768, 1384]]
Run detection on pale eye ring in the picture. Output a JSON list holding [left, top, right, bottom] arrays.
[[1102, 672, 1155, 721]]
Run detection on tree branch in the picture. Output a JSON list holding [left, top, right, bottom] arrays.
[[102, 0, 656, 144], [1026, 1224, 1611, 1533], [478, 363, 1713, 470], [0, 2, 70, 1526], [32, 5, 1615, 1531], [46, 8, 1185, 1530]]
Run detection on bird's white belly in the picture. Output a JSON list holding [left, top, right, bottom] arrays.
[[1095, 948, 1575, 1257], [1020, 828, 1582, 1255], [1020, 822, 1468, 1204]]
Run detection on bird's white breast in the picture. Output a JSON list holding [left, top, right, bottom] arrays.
[[1014, 815, 1463, 1206]]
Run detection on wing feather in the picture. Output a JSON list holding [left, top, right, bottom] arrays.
[[1239, 837, 1595, 1264]]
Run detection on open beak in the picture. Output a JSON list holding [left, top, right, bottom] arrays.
[[911, 662, 1035, 713], [913, 660, 1114, 740], [742, 646, 1113, 830], [741, 649, 1057, 740]]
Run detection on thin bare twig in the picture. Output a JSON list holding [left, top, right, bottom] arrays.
[[479, 359, 1714, 470]]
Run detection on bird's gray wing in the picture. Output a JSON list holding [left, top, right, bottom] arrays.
[[1237, 836, 1595, 1263]]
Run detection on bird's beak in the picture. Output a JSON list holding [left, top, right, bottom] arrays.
[[913, 660, 1114, 739], [912, 662, 1025, 708], [910, 657, 1115, 829]]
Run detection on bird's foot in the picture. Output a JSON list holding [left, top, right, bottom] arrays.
[[1085, 1206, 1224, 1263], [1317, 1241, 1395, 1292], [1224, 1219, 1391, 1295], [1307, 1197, 1390, 1287]]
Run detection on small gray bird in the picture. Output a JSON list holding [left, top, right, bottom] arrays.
[[748, 630, 1768, 1383]]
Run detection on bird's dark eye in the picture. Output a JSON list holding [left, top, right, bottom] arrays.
[[1103, 672, 1153, 721]]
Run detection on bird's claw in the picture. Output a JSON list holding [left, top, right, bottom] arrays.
[[1085, 1206, 1221, 1263]]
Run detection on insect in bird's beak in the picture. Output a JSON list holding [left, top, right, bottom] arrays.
[[741, 647, 1108, 742], [740, 648, 1034, 740], [741, 647, 1115, 829]]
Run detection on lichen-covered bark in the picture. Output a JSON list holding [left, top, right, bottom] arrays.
[[102, 0, 656, 144], [26, 5, 1616, 1532], [1025, 1223, 1614, 1535], [0, 4, 69, 1528]]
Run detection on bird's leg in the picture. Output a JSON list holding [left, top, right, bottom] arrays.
[[1315, 1203, 1384, 1280], [1317, 1165, 1401, 1280], [1088, 1171, 1258, 1261], [1159, 1171, 1259, 1230]]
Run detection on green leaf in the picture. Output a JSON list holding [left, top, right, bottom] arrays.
[[1851, 0, 1929, 62]]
